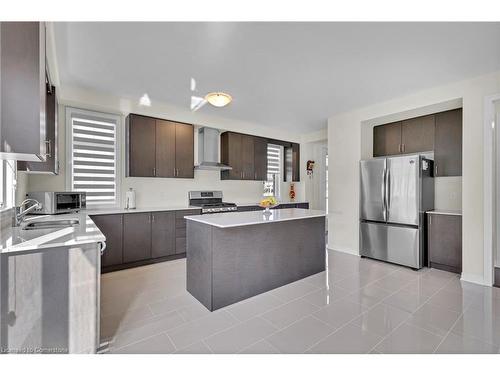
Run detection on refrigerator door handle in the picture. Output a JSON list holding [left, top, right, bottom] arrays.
[[382, 160, 387, 222], [386, 168, 391, 215]]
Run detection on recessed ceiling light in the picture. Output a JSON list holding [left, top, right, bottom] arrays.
[[139, 93, 151, 107], [205, 92, 232, 107]]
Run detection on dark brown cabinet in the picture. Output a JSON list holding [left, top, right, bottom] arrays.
[[90, 214, 123, 267], [291, 143, 300, 182], [123, 213, 152, 263], [373, 121, 402, 157], [128, 114, 156, 177], [175, 209, 201, 254], [372, 109, 462, 177], [221, 131, 288, 181], [126, 114, 194, 178], [151, 211, 175, 258], [175, 122, 195, 178], [155, 119, 176, 178], [401, 115, 435, 154], [434, 108, 462, 177], [254, 137, 268, 180], [0, 22, 48, 161], [18, 84, 59, 174], [427, 212, 462, 274]]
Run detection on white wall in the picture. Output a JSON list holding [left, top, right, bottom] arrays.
[[27, 86, 311, 208], [328, 70, 500, 285]]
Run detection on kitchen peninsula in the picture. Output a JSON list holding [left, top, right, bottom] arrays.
[[185, 208, 326, 311]]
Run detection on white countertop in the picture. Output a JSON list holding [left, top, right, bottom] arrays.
[[426, 209, 462, 216], [0, 213, 105, 255], [82, 201, 308, 215], [185, 208, 326, 228]]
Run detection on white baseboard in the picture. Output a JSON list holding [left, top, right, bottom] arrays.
[[460, 272, 491, 286], [327, 247, 360, 257]]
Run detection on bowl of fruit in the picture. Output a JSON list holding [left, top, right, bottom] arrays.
[[259, 197, 279, 215]]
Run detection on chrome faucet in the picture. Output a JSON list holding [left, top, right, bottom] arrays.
[[13, 199, 42, 227]]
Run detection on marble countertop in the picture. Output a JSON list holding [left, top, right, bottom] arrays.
[[185, 208, 325, 228], [426, 209, 462, 216], [0, 212, 105, 255]]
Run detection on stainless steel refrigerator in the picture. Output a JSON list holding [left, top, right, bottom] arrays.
[[359, 154, 434, 269]]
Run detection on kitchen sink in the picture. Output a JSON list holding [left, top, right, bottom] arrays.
[[22, 219, 80, 230]]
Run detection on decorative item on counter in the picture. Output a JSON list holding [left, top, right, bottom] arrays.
[[306, 160, 315, 178], [259, 196, 279, 216], [289, 183, 296, 201], [125, 188, 136, 209]]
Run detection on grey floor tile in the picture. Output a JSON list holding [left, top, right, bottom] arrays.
[[375, 323, 444, 354], [426, 289, 476, 313], [204, 317, 277, 353], [112, 333, 176, 354], [270, 279, 320, 302], [344, 284, 394, 309], [176, 302, 212, 322], [111, 310, 186, 349], [401, 278, 444, 298], [266, 316, 334, 353], [371, 275, 410, 293], [333, 274, 377, 292], [352, 303, 411, 336], [226, 292, 284, 322], [301, 286, 350, 307], [451, 306, 500, 347], [167, 311, 238, 349], [260, 297, 320, 329], [435, 332, 499, 354], [312, 299, 366, 329], [407, 303, 461, 336], [240, 339, 281, 354], [383, 289, 430, 313], [174, 341, 212, 354], [307, 323, 382, 354], [149, 292, 201, 316]]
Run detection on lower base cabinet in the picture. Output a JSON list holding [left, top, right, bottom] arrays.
[[152, 211, 175, 258], [91, 208, 200, 273], [427, 213, 462, 274], [123, 213, 152, 263], [90, 214, 123, 267]]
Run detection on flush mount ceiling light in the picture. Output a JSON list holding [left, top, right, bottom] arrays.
[[205, 92, 232, 107]]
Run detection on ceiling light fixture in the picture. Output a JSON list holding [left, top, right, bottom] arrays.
[[139, 93, 151, 107], [205, 92, 232, 107]]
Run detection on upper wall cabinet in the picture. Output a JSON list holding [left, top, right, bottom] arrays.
[[220, 131, 269, 181], [434, 108, 462, 177], [18, 84, 59, 174], [126, 114, 194, 178], [372, 108, 462, 176], [0, 22, 47, 161]]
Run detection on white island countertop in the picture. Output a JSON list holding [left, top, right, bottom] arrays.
[[0, 213, 105, 255], [185, 208, 326, 228]]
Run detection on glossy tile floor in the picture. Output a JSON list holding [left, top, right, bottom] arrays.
[[100, 250, 500, 354]]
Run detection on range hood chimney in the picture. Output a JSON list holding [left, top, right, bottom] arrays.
[[195, 127, 232, 171]]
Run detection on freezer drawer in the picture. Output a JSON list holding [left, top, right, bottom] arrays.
[[360, 222, 421, 269]]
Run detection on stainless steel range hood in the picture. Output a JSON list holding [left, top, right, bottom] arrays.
[[195, 127, 232, 171]]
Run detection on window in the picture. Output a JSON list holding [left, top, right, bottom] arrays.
[[66, 107, 121, 208], [0, 160, 16, 210], [264, 143, 283, 198]]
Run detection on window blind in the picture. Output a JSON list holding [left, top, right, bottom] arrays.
[[68, 110, 118, 207], [267, 143, 281, 175]]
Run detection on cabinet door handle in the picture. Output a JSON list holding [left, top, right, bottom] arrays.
[[435, 165, 438, 176], [45, 140, 51, 157], [152, 214, 155, 222], [99, 241, 107, 255], [153, 167, 156, 176], [402, 144, 405, 152]]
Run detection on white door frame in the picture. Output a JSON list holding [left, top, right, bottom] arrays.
[[483, 93, 500, 286]]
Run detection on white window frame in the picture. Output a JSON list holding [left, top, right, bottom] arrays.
[[264, 144, 283, 199], [0, 160, 16, 211], [65, 107, 122, 209]]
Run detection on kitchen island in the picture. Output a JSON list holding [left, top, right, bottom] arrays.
[[185, 208, 326, 311]]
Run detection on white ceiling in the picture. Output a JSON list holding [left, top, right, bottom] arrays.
[[54, 22, 500, 133]]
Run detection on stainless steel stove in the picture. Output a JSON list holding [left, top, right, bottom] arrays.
[[188, 191, 237, 214]]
